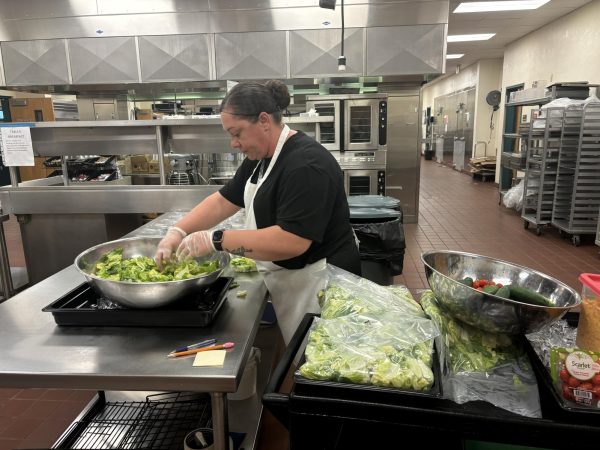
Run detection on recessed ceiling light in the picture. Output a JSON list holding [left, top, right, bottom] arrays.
[[447, 33, 495, 42], [454, 1, 550, 13], [447, 54, 465, 59]]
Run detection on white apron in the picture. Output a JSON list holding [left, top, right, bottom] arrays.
[[244, 125, 326, 345]]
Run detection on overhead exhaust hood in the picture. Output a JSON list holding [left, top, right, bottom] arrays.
[[0, 1, 449, 91]]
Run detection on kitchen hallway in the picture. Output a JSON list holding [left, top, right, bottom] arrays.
[[0, 157, 599, 450]]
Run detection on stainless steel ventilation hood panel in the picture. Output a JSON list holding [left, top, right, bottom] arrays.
[[0, 1, 448, 40], [0, 1, 448, 87], [0, 0, 448, 41]]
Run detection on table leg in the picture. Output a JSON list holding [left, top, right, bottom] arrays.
[[0, 214, 13, 301], [211, 392, 229, 450]]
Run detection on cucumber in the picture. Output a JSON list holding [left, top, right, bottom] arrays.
[[460, 277, 474, 287], [509, 286, 553, 307], [482, 285, 499, 295], [495, 286, 511, 299]]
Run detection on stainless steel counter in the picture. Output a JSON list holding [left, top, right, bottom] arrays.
[[0, 215, 269, 450]]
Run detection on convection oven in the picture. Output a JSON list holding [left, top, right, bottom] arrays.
[[306, 94, 387, 152], [306, 94, 388, 195]]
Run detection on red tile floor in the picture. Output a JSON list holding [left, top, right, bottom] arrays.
[[1, 157, 599, 449]]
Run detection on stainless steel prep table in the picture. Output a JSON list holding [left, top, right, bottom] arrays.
[[0, 215, 269, 450]]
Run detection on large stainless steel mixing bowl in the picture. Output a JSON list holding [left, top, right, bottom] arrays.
[[421, 250, 581, 335], [74, 236, 230, 308]]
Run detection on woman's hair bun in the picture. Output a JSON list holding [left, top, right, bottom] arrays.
[[264, 80, 290, 110]]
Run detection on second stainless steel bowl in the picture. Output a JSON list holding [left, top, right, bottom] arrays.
[[421, 250, 581, 334], [74, 236, 230, 308]]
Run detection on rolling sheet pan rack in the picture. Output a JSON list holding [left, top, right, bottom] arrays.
[[521, 108, 562, 235], [552, 103, 600, 246]]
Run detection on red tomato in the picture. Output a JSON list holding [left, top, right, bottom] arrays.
[[591, 374, 600, 386], [489, 281, 496, 286], [568, 377, 581, 388], [579, 382, 594, 391], [476, 287, 483, 291], [559, 369, 570, 383], [496, 283, 503, 289], [562, 384, 574, 400], [592, 386, 600, 398]]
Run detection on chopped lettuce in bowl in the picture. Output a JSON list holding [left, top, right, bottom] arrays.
[[94, 247, 219, 282]]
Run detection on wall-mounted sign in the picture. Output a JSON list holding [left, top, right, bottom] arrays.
[[0, 125, 34, 166]]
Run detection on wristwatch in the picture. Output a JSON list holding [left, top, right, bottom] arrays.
[[212, 229, 225, 251]]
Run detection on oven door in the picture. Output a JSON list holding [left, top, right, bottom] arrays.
[[306, 100, 340, 151], [345, 169, 386, 196], [344, 99, 386, 152]]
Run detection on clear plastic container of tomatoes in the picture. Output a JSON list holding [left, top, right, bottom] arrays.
[[550, 347, 600, 409]]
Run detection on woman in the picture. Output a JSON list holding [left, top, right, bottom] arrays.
[[155, 80, 360, 343]]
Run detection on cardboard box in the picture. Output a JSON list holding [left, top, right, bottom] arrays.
[[130, 155, 149, 174], [136, 109, 153, 120]]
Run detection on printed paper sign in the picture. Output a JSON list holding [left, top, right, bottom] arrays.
[[0, 127, 34, 166]]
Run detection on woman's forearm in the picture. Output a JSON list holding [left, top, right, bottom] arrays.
[[221, 226, 311, 261], [175, 192, 240, 234]]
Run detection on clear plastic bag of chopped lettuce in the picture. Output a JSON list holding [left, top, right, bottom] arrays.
[[299, 313, 439, 390], [94, 247, 219, 282], [318, 265, 427, 320], [420, 290, 541, 417]]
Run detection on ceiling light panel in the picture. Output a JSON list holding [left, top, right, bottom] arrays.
[[447, 33, 495, 42], [454, 1, 551, 13], [446, 54, 465, 59]]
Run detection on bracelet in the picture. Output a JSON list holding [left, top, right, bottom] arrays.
[[169, 226, 188, 238]]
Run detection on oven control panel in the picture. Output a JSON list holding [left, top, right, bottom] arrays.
[[379, 101, 387, 146], [333, 150, 386, 169], [377, 170, 385, 195]]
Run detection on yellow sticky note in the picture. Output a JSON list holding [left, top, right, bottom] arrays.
[[193, 350, 226, 367]]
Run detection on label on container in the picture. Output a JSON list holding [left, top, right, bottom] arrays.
[[565, 351, 600, 380], [550, 347, 600, 408]]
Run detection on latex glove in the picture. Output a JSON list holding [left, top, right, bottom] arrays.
[[176, 230, 215, 261], [154, 226, 187, 267]]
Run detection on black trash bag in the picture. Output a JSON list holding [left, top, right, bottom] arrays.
[[352, 218, 405, 276]]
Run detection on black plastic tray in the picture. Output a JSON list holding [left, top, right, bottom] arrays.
[[525, 319, 600, 421], [43, 277, 232, 327], [292, 341, 443, 404], [263, 314, 442, 428]]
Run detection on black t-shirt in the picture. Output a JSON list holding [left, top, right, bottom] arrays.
[[220, 131, 360, 275]]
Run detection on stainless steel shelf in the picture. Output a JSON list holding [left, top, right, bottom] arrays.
[[506, 97, 552, 107]]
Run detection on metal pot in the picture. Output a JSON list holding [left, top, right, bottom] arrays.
[[74, 236, 230, 308]]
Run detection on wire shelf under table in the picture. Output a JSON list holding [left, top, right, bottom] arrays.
[[61, 392, 212, 450]]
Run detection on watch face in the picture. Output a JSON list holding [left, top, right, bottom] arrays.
[[212, 230, 224, 251]]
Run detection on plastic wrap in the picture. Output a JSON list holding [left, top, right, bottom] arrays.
[[299, 313, 438, 390], [502, 179, 524, 211], [421, 290, 541, 417], [527, 319, 577, 368], [318, 265, 426, 319], [298, 265, 440, 390]]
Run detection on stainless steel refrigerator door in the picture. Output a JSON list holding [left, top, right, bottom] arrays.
[[344, 99, 381, 152], [385, 94, 420, 223]]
